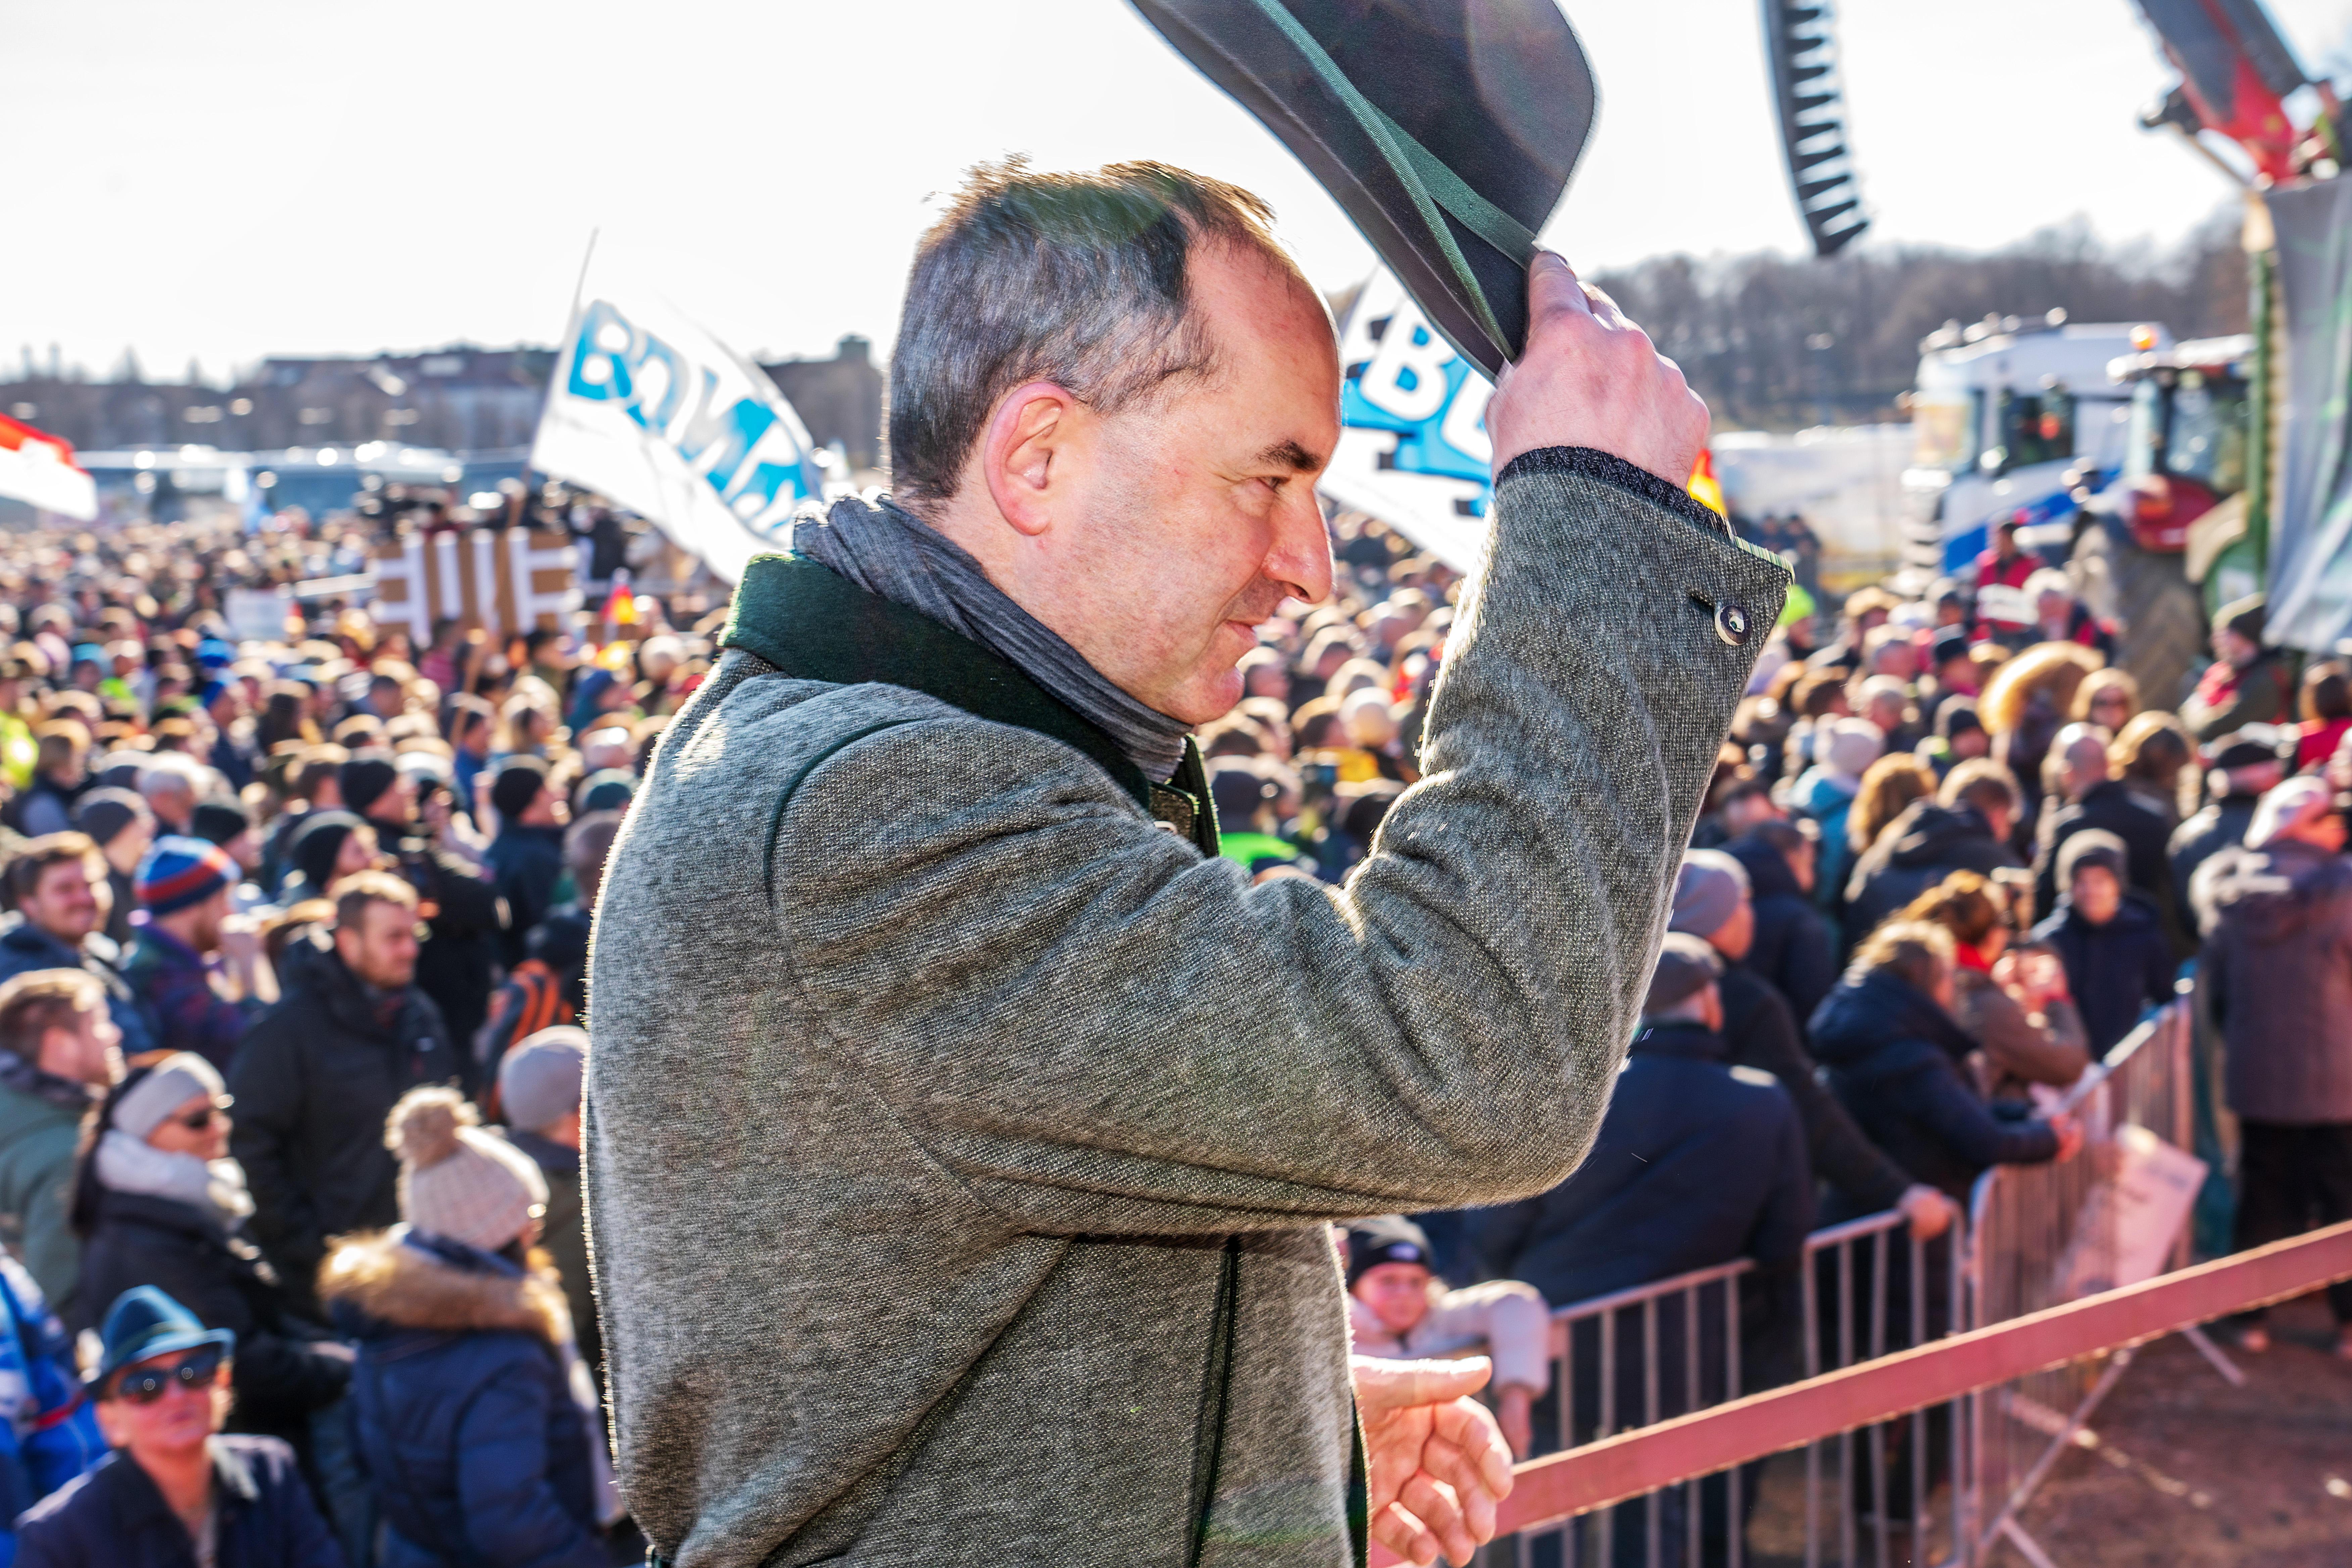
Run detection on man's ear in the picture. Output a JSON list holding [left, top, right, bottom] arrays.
[[981, 382, 1084, 539]]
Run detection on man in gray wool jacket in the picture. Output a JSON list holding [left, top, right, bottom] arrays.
[[585, 159, 1787, 1568]]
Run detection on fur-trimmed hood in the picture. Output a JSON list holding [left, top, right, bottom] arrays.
[[318, 1228, 574, 1345]]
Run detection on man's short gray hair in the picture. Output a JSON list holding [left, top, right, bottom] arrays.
[[888, 157, 1293, 508]]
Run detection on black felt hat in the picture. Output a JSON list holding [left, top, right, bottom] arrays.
[[1129, 0, 1596, 378]]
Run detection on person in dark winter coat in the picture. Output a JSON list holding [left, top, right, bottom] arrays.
[[318, 1088, 610, 1568], [0, 834, 156, 1058], [1808, 922, 2081, 1213], [342, 753, 506, 1062], [70, 1055, 352, 1453], [481, 760, 568, 972], [2167, 729, 2285, 936], [229, 874, 455, 1314], [1722, 822, 1836, 1028], [1669, 852, 1948, 1233], [2029, 832, 2176, 1057], [2190, 777, 2352, 1353], [70, 789, 152, 952], [1472, 935, 1813, 1315], [1841, 759, 2024, 950], [0, 971, 120, 1323], [2031, 725, 2180, 951], [15, 1286, 344, 1568]]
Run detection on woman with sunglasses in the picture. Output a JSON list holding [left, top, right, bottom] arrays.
[[16, 1284, 342, 1566], [68, 1056, 353, 1471]]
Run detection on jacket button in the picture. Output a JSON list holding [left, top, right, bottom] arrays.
[[1714, 601, 1752, 645]]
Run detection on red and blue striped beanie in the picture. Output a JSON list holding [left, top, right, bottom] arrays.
[[134, 836, 237, 916]]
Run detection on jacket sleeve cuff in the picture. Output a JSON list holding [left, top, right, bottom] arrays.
[[1495, 447, 1732, 542]]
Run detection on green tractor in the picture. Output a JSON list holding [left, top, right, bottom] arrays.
[[2066, 334, 2254, 708]]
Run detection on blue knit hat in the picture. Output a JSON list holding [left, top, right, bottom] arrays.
[[134, 835, 237, 915]]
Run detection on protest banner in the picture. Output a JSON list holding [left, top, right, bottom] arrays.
[[1320, 269, 1495, 575], [531, 258, 825, 584]]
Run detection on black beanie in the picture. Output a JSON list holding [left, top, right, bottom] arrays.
[[340, 753, 400, 818], [288, 810, 365, 893], [72, 787, 148, 849], [491, 756, 550, 823], [190, 799, 250, 848], [1345, 1215, 1434, 1288]]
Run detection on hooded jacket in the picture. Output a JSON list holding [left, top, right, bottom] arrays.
[[2028, 894, 2175, 1058], [1841, 801, 2022, 950], [586, 451, 1787, 1568], [228, 935, 455, 1309], [2192, 840, 2352, 1124], [322, 1231, 605, 1568], [1722, 833, 1836, 1026], [1808, 968, 2059, 1206]]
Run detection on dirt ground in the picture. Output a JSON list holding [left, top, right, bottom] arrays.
[[1983, 1292, 2352, 1567], [1733, 1292, 2352, 1567]]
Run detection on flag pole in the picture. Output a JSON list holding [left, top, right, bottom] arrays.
[[513, 228, 600, 529]]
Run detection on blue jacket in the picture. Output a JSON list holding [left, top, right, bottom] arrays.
[[321, 1231, 604, 1568], [0, 915, 156, 1059], [2030, 894, 2175, 1056], [15, 1435, 341, 1568], [1471, 1022, 1813, 1307], [0, 1257, 103, 1566], [1809, 968, 2060, 1208]]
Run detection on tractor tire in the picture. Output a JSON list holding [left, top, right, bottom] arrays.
[[2070, 526, 2206, 710]]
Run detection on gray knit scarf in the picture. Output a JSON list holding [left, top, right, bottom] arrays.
[[792, 495, 1192, 781]]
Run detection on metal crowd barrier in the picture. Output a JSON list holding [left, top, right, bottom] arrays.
[[1482, 986, 2201, 1568], [1961, 988, 2199, 1565], [1496, 1208, 1966, 1568]]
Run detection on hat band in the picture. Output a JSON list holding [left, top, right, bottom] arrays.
[[1238, 0, 1537, 359]]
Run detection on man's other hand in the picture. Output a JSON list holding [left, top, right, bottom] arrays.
[[1486, 252, 1710, 486], [1352, 1355, 1515, 1568]]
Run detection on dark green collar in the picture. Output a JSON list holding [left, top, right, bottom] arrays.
[[720, 554, 1218, 855]]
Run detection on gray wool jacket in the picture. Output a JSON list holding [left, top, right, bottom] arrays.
[[584, 447, 1788, 1568]]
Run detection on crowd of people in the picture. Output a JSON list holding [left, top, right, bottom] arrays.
[[0, 486, 2339, 1563], [0, 507, 692, 1563]]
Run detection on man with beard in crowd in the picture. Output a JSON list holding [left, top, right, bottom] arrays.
[[587, 161, 1786, 1568], [0, 833, 154, 1057], [228, 872, 454, 1315], [339, 750, 505, 1061]]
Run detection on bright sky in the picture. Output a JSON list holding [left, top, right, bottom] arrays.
[[5, 0, 2350, 381]]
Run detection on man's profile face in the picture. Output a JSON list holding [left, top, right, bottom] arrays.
[[1060, 242, 1340, 725]]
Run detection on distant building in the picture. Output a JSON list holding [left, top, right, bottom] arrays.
[[0, 344, 553, 455], [4, 334, 887, 477], [761, 336, 885, 472]]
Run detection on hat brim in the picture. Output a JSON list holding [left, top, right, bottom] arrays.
[[95, 1326, 235, 1389], [1130, 0, 1595, 379]]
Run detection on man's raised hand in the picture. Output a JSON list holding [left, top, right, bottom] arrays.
[[1352, 1355, 1516, 1567], [1485, 252, 1710, 487]]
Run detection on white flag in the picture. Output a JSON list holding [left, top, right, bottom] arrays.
[[532, 267, 823, 584], [0, 413, 96, 522], [1319, 268, 1494, 575]]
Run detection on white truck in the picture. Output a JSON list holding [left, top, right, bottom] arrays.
[[1898, 313, 2162, 584]]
